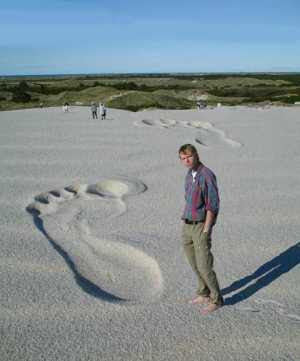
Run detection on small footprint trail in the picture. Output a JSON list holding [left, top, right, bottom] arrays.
[[135, 118, 242, 148], [26, 177, 164, 303], [253, 298, 300, 322], [234, 299, 300, 321]]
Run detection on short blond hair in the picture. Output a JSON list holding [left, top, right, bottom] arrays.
[[178, 144, 199, 161]]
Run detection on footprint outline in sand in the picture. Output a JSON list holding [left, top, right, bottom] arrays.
[[190, 120, 242, 148], [231, 298, 300, 321], [26, 177, 164, 303], [135, 118, 177, 128], [253, 298, 300, 322], [135, 118, 242, 148]]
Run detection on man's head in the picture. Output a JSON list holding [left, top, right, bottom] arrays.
[[178, 144, 200, 169]]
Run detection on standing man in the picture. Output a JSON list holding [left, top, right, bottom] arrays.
[[91, 102, 98, 119], [99, 103, 106, 120], [179, 144, 223, 314]]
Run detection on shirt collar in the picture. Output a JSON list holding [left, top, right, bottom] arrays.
[[188, 162, 203, 175]]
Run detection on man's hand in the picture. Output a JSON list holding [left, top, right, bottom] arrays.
[[203, 210, 215, 233], [200, 230, 210, 241]]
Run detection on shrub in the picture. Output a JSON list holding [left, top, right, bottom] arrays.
[[12, 90, 31, 103], [274, 95, 300, 104], [0, 83, 7, 91], [18, 80, 30, 92]]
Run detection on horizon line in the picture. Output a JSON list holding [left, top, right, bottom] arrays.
[[1, 71, 300, 78]]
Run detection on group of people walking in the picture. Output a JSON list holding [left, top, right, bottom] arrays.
[[91, 102, 106, 120], [61, 102, 107, 120]]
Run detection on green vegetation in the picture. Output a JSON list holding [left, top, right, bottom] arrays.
[[1, 73, 300, 111], [107, 91, 193, 111]]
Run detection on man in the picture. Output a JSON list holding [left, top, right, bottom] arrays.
[[91, 102, 98, 119], [179, 144, 223, 314], [99, 103, 106, 120]]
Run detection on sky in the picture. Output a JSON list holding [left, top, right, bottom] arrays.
[[1, 0, 300, 75]]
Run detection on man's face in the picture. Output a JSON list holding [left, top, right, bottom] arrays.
[[179, 151, 198, 169]]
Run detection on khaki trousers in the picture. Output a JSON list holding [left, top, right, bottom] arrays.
[[182, 222, 223, 305]]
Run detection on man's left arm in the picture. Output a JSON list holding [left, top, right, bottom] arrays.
[[202, 173, 220, 233]]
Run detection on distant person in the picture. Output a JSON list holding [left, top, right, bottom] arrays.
[[99, 103, 106, 120], [91, 102, 98, 119], [179, 144, 224, 314], [63, 102, 69, 112], [197, 100, 207, 110]]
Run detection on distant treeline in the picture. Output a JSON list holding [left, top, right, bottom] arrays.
[[209, 86, 300, 98], [0, 79, 192, 96], [94, 81, 192, 92], [174, 73, 300, 85], [1, 73, 300, 107]]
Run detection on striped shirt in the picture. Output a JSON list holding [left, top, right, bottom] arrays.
[[182, 164, 220, 223]]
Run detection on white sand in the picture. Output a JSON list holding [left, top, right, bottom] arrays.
[[0, 105, 299, 360]]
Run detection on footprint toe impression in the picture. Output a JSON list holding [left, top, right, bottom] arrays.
[[27, 177, 163, 303]]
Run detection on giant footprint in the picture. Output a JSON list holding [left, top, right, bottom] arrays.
[[135, 118, 177, 128], [26, 177, 163, 303], [186, 120, 242, 148], [134, 118, 242, 147]]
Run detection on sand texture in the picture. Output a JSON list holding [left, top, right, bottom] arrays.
[[0, 105, 299, 361]]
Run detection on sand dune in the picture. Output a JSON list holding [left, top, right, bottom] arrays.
[[0, 106, 299, 361]]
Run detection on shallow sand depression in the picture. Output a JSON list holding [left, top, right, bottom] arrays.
[[0, 106, 300, 361]]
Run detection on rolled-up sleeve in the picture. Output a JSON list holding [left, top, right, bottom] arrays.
[[203, 173, 219, 215]]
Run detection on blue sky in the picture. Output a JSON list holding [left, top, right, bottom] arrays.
[[1, 0, 300, 75]]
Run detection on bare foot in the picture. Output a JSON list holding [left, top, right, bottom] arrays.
[[189, 295, 210, 305], [201, 302, 223, 315]]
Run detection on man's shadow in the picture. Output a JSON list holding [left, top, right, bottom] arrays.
[[222, 242, 300, 305]]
